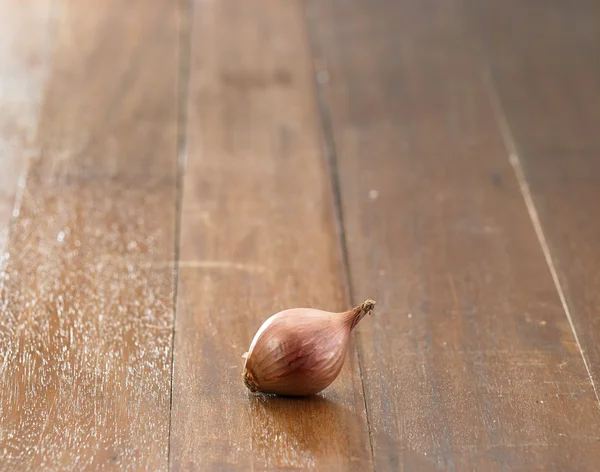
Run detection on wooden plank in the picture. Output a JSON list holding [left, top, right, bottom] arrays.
[[468, 0, 600, 403], [306, 0, 600, 470], [169, 0, 372, 470], [0, 0, 55, 251], [0, 0, 179, 469]]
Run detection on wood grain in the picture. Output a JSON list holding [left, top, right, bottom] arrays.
[[468, 0, 600, 404], [169, 0, 372, 470], [0, 0, 55, 252], [0, 0, 180, 469], [306, 0, 600, 470]]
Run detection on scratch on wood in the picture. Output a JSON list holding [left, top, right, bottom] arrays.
[[172, 260, 267, 273], [36, 387, 58, 457], [480, 67, 600, 407], [447, 274, 459, 308]]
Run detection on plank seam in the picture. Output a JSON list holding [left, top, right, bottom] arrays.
[[300, 2, 376, 469], [480, 66, 600, 408], [167, 0, 194, 469]]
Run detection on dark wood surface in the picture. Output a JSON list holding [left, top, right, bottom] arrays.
[[306, 0, 600, 470], [168, 0, 371, 470], [1, 0, 600, 470], [0, 0, 179, 469], [468, 0, 600, 406]]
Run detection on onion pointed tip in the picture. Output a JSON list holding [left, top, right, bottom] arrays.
[[361, 299, 376, 313], [346, 299, 376, 329]]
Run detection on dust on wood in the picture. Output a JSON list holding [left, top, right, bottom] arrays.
[[0, 0, 180, 469]]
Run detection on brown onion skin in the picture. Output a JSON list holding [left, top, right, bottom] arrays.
[[242, 301, 375, 396]]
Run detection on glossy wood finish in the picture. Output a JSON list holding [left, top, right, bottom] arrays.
[[0, 0, 179, 469], [2, 0, 600, 470], [306, 0, 600, 470], [0, 0, 54, 252], [168, 1, 371, 470], [468, 0, 600, 403]]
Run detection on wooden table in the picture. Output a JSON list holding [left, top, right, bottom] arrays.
[[1, 0, 599, 470]]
